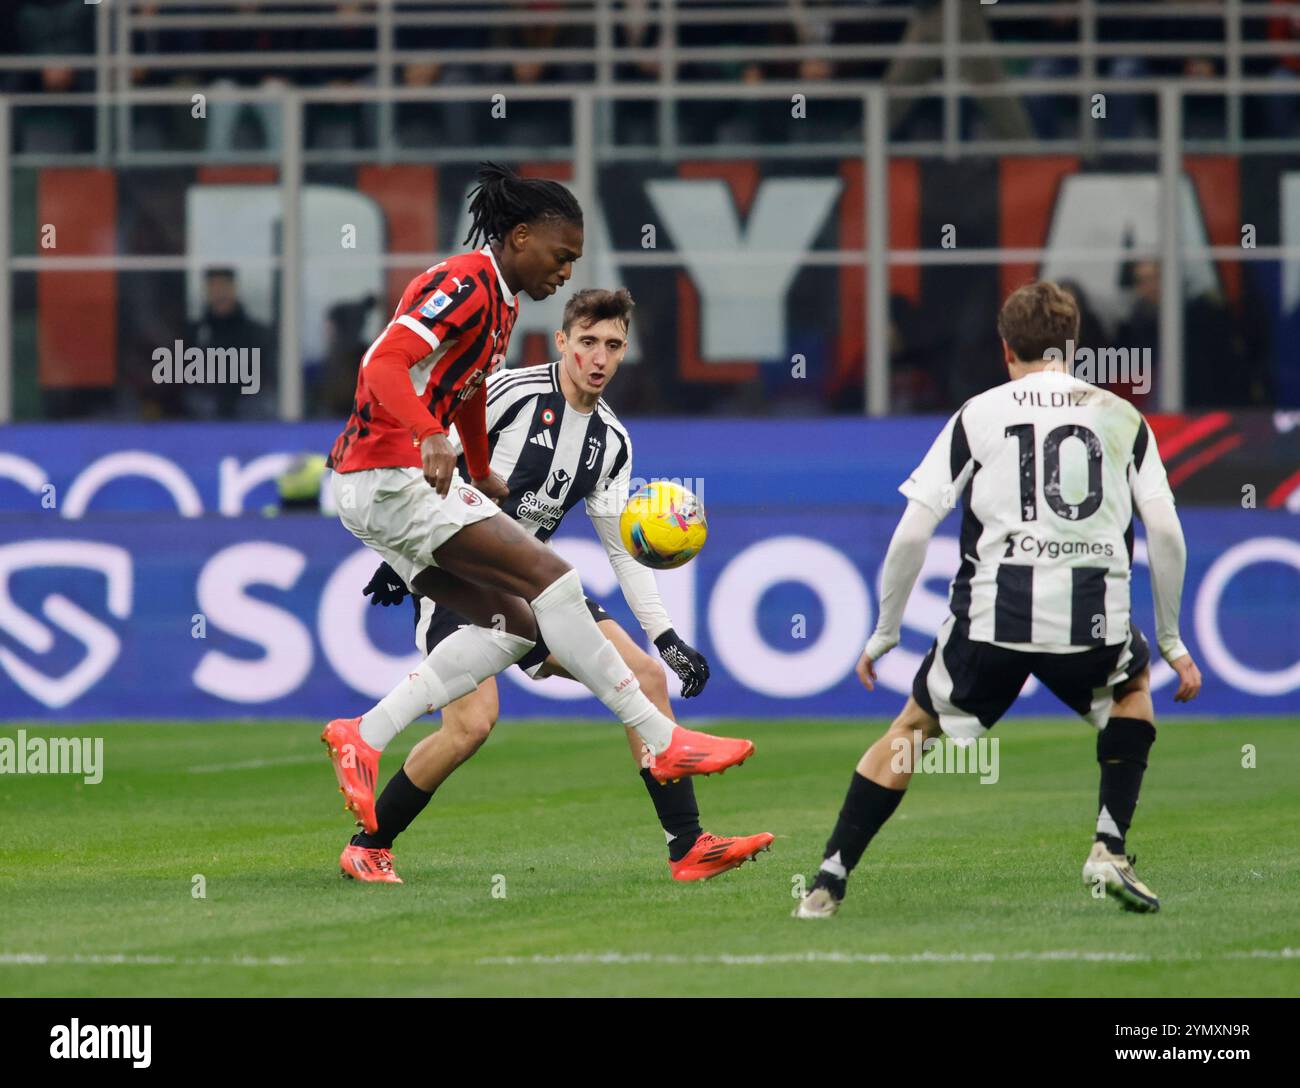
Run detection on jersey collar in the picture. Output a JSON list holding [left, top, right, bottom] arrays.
[[481, 245, 517, 305]]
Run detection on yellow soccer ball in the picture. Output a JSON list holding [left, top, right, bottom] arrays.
[[619, 481, 708, 570]]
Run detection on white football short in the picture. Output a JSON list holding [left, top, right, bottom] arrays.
[[331, 466, 498, 590]]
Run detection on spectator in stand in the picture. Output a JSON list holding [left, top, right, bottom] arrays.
[[314, 294, 378, 419], [183, 268, 277, 420], [394, 21, 490, 150], [1114, 259, 1266, 409], [1263, 0, 1300, 137], [884, 0, 1032, 141], [300, 1, 377, 150], [487, 2, 592, 148], [202, 5, 302, 152], [128, 2, 206, 152], [12, 0, 95, 153], [611, 0, 660, 146], [1114, 259, 1162, 408]]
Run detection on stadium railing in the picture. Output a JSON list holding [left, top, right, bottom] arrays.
[[1, 1, 1297, 422]]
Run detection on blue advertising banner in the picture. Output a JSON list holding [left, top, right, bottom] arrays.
[[0, 419, 936, 515], [0, 505, 1295, 720]]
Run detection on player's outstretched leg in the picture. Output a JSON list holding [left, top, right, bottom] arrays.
[[342, 679, 501, 882], [794, 696, 940, 918], [324, 578, 537, 834], [1082, 670, 1160, 912], [434, 515, 755, 781], [546, 618, 774, 880]]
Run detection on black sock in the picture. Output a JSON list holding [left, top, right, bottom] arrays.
[[1095, 717, 1156, 855], [814, 772, 906, 897], [640, 768, 702, 861], [352, 766, 434, 850]]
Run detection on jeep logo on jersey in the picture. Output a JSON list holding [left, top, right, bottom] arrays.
[[545, 468, 572, 501], [0, 541, 133, 708], [418, 290, 453, 319]]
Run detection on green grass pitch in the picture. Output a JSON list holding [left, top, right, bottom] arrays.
[[2, 717, 1297, 997]]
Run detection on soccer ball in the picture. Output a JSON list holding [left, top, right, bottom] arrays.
[[619, 481, 708, 570]]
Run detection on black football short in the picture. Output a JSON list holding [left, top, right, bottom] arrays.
[[912, 614, 1150, 739], [413, 595, 611, 677]]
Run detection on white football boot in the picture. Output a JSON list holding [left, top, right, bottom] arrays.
[[1082, 841, 1160, 913], [792, 885, 842, 919]]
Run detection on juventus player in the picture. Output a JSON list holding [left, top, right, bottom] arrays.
[[796, 281, 1202, 919], [339, 288, 773, 884], [323, 164, 755, 842]]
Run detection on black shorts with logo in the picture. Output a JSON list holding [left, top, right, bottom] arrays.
[[912, 615, 1151, 737], [413, 595, 612, 677]]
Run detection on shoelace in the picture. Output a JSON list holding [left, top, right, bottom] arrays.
[[363, 849, 394, 873]]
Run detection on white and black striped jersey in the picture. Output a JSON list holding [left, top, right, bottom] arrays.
[[902, 369, 1175, 653], [450, 360, 633, 540], [452, 361, 634, 538], [445, 360, 673, 640]]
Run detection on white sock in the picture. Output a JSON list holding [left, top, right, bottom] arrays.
[[530, 569, 675, 753], [359, 625, 535, 751]]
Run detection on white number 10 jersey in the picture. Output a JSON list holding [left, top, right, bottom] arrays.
[[901, 369, 1175, 653]]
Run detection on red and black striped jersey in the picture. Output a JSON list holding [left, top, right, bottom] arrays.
[[327, 246, 519, 475]]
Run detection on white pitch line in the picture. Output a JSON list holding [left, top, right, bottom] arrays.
[[186, 754, 323, 774], [0, 953, 301, 968], [476, 949, 1300, 967], [4, 949, 1295, 971]]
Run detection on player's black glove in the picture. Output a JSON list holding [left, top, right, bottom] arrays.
[[654, 629, 710, 698], [362, 562, 409, 607]]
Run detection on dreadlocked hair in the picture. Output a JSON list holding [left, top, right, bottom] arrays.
[[463, 161, 583, 249]]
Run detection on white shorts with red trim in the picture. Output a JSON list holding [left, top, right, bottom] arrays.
[[331, 466, 498, 590]]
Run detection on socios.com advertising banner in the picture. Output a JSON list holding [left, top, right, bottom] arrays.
[[1, 422, 1296, 720]]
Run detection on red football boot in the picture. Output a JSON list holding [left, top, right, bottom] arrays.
[[339, 844, 403, 884], [669, 831, 775, 882], [321, 717, 381, 833], [647, 725, 755, 784]]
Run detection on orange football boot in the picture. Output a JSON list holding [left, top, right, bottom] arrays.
[[648, 725, 755, 784], [669, 832, 775, 882], [321, 717, 381, 833], [339, 843, 403, 884]]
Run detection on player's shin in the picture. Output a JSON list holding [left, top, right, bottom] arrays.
[[640, 771, 702, 860], [1095, 717, 1157, 854], [354, 766, 433, 850], [358, 626, 534, 751], [529, 570, 675, 752], [814, 770, 907, 898]]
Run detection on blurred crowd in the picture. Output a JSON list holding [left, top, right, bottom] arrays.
[[4, 1, 1295, 420], [3, 0, 1299, 152]]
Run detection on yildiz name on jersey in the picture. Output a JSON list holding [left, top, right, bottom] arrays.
[[1005, 533, 1117, 560], [1043, 340, 1151, 395]]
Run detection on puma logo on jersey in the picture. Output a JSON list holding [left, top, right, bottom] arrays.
[[529, 430, 555, 449]]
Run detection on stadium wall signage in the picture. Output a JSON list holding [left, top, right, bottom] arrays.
[[0, 423, 1295, 719], [9, 156, 1299, 412]]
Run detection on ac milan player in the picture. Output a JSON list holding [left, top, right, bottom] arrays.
[[322, 163, 755, 840], [340, 288, 774, 885]]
